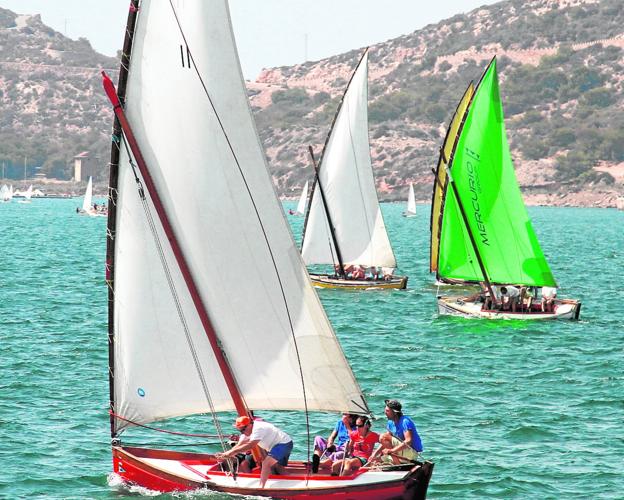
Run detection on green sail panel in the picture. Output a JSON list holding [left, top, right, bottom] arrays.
[[430, 82, 474, 274], [438, 59, 557, 287]]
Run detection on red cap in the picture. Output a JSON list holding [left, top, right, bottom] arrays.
[[234, 416, 251, 428]]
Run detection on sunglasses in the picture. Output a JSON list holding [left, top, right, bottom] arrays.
[[237, 425, 248, 433]]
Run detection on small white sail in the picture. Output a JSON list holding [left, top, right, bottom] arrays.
[[302, 51, 396, 268], [82, 177, 93, 212], [112, 0, 365, 433], [404, 183, 416, 216], [295, 180, 308, 215], [23, 185, 33, 200], [0, 184, 9, 202], [8, 185, 13, 200]]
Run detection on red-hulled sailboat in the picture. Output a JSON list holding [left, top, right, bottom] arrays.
[[102, 1, 432, 498]]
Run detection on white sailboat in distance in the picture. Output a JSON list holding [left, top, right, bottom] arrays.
[[403, 183, 416, 217]]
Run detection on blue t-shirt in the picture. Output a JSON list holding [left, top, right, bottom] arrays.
[[387, 415, 423, 452], [333, 419, 355, 447]]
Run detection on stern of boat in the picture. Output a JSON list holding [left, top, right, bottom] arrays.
[[401, 461, 434, 500]]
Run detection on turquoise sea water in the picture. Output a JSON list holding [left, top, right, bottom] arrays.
[[1, 198, 622, 499]]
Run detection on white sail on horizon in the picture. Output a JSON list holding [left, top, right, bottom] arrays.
[[112, 0, 366, 433], [405, 183, 416, 216], [301, 51, 396, 269], [82, 177, 93, 212], [0, 184, 9, 202], [295, 180, 308, 215]]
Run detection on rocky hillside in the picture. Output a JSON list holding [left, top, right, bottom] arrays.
[[1, 1, 624, 206], [0, 8, 117, 180], [251, 0, 624, 207]]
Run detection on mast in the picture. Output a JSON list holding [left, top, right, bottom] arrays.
[[106, 0, 140, 440], [301, 48, 369, 275], [307, 146, 346, 276], [102, 73, 250, 424]]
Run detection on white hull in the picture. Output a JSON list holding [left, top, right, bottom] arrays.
[[437, 296, 581, 320]]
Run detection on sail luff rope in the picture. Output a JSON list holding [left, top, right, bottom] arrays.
[[120, 135, 230, 454], [167, 1, 313, 471]]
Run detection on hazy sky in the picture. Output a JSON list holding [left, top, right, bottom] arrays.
[[0, 0, 499, 78]]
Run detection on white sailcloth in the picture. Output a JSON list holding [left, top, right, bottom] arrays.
[[23, 185, 33, 200], [0, 184, 8, 201], [406, 183, 416, 215], [301, 51, 396, 268], [113, 0, 365, 433], [295, 180, 308, 215], [82, 177, 93, 211]]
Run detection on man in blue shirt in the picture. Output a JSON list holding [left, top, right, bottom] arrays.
[[369, 399, 423, 464]]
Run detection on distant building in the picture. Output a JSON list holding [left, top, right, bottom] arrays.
[[73, 151, 94, 182]]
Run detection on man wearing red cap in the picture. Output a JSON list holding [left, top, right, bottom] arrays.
[[216, 415, 293, 488]]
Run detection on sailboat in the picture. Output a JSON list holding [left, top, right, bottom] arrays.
[[403, 183, 416, 217], [79, 177, 94, 214], [430, 58, 581, 320], [301, 49, 407, 290], [78, 177, 106, 216], [17, 184, 33, 203], [101, 1, 432, 497], [291, 180, 309, 216]]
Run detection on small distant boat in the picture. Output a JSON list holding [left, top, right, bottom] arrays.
[[293, 180, 308, 216], [16, 185, 33, 203], [78, 178, 107, 217], [403, 183, 416, 217], [302, 49, 407, 290], [100, 1, 432, 497], [431, 57, 580, 320]]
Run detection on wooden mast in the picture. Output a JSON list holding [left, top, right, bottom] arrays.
[[106, 0, 140, 440]]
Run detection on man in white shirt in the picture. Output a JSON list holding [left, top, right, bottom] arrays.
[[500, 285, 520, 312], [216, 415, 293, 488], [541, 286, 557, 313]]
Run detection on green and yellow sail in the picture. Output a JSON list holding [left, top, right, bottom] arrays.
[[433, 58, 556, 287], [430, 82, 474, 273]]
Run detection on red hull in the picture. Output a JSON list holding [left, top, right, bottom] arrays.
[[112, 446, 433, 499]]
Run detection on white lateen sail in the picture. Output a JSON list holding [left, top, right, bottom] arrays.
[[111, 0, 366, 434], [301, 50, 396, 269], [295, 180, 308, 215], [82, 177, 93, 212]]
